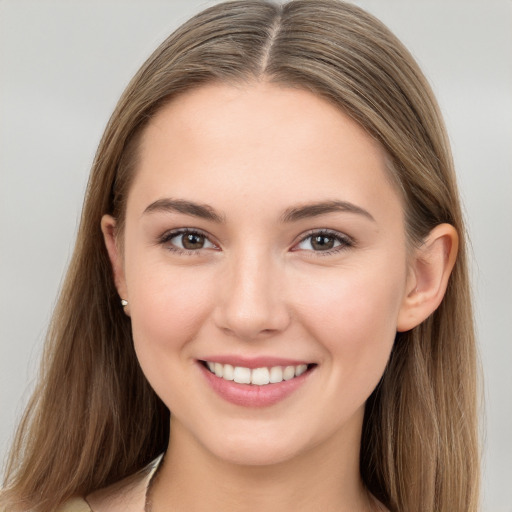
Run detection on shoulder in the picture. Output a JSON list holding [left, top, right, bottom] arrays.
[[85, 456, 161, 512], [54, 472, 148, 512], [55, 497, 92, 512], [84, 472, 146, 512]]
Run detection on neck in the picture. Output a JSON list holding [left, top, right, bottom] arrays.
[[150, 415, 372, 512]]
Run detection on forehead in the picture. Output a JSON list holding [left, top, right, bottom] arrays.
[[129, 82, 402, 222]]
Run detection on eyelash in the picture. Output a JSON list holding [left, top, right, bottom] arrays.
[[294, 229, 354, 256], [158, 228, 218, 256], [158, 228, 354, 256]]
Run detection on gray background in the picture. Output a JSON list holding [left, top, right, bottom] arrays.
[[1, 1, 511, 510]]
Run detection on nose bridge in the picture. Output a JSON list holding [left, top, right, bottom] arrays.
[[215, 245, 289, 339]]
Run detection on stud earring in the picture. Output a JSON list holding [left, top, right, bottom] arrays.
[[121, 299, 128, 307]]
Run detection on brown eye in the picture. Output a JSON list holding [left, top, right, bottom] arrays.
[[295, 231, 352, 253], [182, 233, 206, 250], [162, 229, 216, 253], [310, 235, 335, 251]]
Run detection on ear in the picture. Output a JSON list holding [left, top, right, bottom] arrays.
[[101, 215, 129, 313], [397, 223, 458, 332]]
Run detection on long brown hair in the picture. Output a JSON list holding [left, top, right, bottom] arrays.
[[1, 1, 479, 511]]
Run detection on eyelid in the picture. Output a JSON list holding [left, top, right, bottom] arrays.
[[158, 227, 219, 254], [291, 228, 354, 254]]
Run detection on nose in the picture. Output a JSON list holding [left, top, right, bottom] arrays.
[[213, 250, 291, 341]]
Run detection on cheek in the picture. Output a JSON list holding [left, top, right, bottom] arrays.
[[126, 259, 215, 370], [126, 264, 220, 416], [292, 260, 405, 390]]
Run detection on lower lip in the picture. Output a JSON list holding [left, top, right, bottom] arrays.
[[199, 363, 314, 408]]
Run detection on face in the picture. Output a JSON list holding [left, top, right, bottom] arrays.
[[106, 83, 415, 466]]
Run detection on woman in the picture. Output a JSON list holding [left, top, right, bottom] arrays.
[[0, 1, 479, 511]]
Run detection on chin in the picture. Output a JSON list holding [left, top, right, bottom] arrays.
[[211, 440, 303, 467], [194, 421, 318, 467]]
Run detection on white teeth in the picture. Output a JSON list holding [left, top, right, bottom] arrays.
[[251, 367, 270, 386], [269, 366, 283, 383], [214, 362, 223, 378], [233, 366, 251, 384], [223, 364, 234, 381], [205, 361, 310, 385], [295, 364, 307, 377], [283, 366, 295, 381]]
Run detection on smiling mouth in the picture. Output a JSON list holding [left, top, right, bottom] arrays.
[[201, 361, 316, 386]]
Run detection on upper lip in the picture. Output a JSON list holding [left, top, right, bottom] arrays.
[[199, 356, 313, 369]]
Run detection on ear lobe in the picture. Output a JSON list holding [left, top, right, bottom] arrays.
[[397, 223, 458, 332], [101, 215, 129, 311]]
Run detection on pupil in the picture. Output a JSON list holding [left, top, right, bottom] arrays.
[[182, 233, 204, 249], [312, 235, 334, 251]]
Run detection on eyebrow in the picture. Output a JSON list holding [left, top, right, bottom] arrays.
[[143, 198, 225, 223], [142, 198, 375, 224], [280, 200, 375, 223]]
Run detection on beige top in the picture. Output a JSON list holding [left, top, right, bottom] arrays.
[[56, 498, 93, 512], [55, 457, 161, 512]]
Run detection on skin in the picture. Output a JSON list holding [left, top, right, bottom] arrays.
[[96, 82, 458, 512]]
